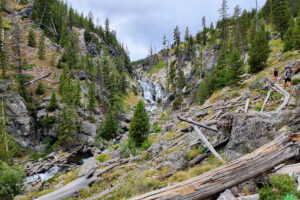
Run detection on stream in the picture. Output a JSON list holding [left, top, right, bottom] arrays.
[[138, 80, 165, 111], [25, 152, 93, 184]]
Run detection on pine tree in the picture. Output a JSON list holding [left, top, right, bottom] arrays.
[[248, 29, 269, 73], [99, 109, 119, 140], [294, 12, 300, 49], [46, 90, 59, 111], [129, 101, 150, 147], [218, 0, 229, 46], [184, 26, 190, 42], [28, 29, 36, 47], [226, 49, 244, 86], [173, 25, 181, 60], [55, 106, 79, 150], [87, 81, 96, 113], [202, 16, 207, 45], [283, 19, 295, 52], [35, 82, 45, 95], [75, 81, 82, 107], [59, 21, 68, 48], [271, 0, 291, 40], [38, 32, 45, 60]]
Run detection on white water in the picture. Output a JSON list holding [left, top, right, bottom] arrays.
[[25, 166, 60, 184], [138, 80, 164, 111]]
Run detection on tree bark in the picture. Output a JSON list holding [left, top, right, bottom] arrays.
[[178, 117, 218, 132], [130, 132, 300, 200], [260, 90, 272, 113]]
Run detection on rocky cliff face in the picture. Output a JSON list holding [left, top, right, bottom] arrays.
[[0, 82, 34, 148]]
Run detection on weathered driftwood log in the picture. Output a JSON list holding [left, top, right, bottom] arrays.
[[36, 169, 97, 200], [244, 98, 250, 113], [130, 132, 300, 200], [260, 90, 272, 113], [178, 117, 218, 132], [213, 103, 245, 111], [192, 125, 224, 163], [24, 72, 52, 86], [273, 84, 290, 111]]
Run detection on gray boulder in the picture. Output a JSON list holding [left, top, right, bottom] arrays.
[[78, 158, 99, 177], [81, 121, 97, 137], [20, 6, 33, 18], [217, 189, 236, 200], [147, 143, 163, 159], [87, 42, 98, 56], [167, 150, 188, 172]]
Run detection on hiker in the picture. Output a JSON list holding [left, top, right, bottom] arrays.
[[284, 67, 292, 87], [273, 68, 278, 82]]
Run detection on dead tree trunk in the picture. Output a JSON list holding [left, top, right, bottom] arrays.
[[260, 90, 272, 113], [24, 72, 52, 86], [178, 117, 218, 132], [273, 84, 290, 111], [130, 132, 300, 200], [245, 98, 250, 113]]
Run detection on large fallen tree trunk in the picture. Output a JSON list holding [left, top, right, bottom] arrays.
[[260, 90, 272, 113], [178, 117, 218, 132], [24, 72, 52, 86], [130, 132, 300, 200], [273, 84, 290, 111]]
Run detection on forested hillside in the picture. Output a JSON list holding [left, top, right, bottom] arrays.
[[0, 0, 300, 200]]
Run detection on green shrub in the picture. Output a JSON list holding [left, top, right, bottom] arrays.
[[259, 174, 300, 200], [40, 115, 56, 128], [35, 82, 45, 95], [46, 90, 59, 111], [255, 105, 262, 111], [292, 78, 300, 85], [0, 161, 25, 200], [140, 140, 152, 151], [29, 153, 46, 160], [28, 29, 36, 47], [96, 153, 111, 163], [271, 91, 282, 100], [153, 125, 162, 133], [120, 138, 137, 158]]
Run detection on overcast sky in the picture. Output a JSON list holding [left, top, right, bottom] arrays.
[[69, 0, 266, 61]]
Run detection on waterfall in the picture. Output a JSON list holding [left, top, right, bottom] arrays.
[[138, 80, 165, 111]]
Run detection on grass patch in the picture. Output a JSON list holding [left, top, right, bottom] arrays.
[[271, 91, 282, 100], [292, 78, 300, 86], [259, 174, 300, 200], [149, 61, 166, 75], [96, 153, 112, 163], [29, 153, 47, 160], [153, 125, 162, 133]]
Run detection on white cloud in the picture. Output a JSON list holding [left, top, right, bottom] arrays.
[[69, 0, 266, 61]]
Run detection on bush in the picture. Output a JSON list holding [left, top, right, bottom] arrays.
[[140, 140, 152, 151], [96, 153, 111, 163], [259, 174, 300, 200], [120, 138, 137, 158], [292, 78, 300, 85], [153, 125, 162, 133], [283, 39, 294, 52], [46, 90, 59, 111], [28, 29, 36, 47], [40, 115, 56, 128], [0, 161, 25, 200], [35, 82, 45, 95]]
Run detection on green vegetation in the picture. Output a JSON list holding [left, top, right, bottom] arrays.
[[0, 161, 25, 200], [99, 109, 119, 140], [153, 125, 162, 133], [96, 153, 112, 163], [259, 174, 300, 200], [38, 32, 45, 60], [129, 101, 150, 147], [46, 90, 59, 111], [149, 60, 166, 75], [28, 29, 36, 47], [35, 82, 45, 95]]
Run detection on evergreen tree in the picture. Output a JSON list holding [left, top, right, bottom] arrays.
[[59, 21, 68, 48], [129, 101, 150, 147], [173, 25, 181, 60], [75, 81, 82, 107], [55, 106, 79, 150], [294, 12, 300, 49], [202, 16, 207, 45], [184, 26, 190, 42], [99, 109, 119, 140], [283, 19, 295, 52], [218, 0, 229, 46], [28, 29, 36, 47], [271, 0, 291, 40], [35, 82, 45, 95], [46, 90, 59, 111], [87, 81, 96, 113], [248, 29, 269, 73], [0, 17, 7, 78], [226, 49, 244, 86], [38, 33, 45, 60]]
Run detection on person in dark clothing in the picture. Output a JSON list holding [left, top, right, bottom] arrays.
[[273, 68, 278, 82], [284, 67, 292, 87]]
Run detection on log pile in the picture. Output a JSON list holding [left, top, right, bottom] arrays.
[[130, 132, 300, 200]]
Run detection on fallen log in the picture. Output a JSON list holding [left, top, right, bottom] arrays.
[[36, 168, 97, 200], [24, 72, 52, 86], [130, 132, 300, 200], [213, 103, 245, 111], [260, 89, 272, 113], [209, 110, 222, 120], [178, 117, 218, 132], [273, 84, 290, 111], [192, 125, 224, 163]]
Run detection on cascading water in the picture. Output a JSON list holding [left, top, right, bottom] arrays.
[[138, 80, 165, 111]]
